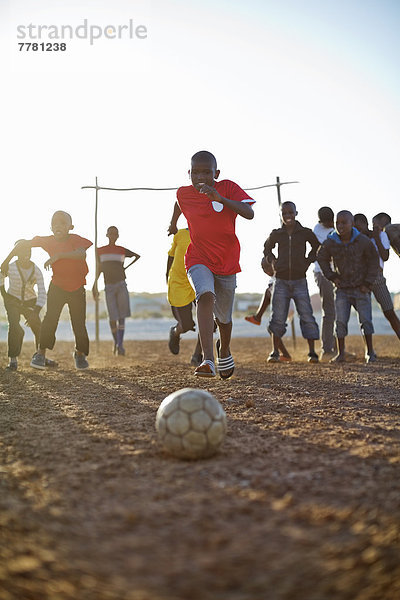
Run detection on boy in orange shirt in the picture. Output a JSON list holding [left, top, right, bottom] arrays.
[[2, 211, 92, 370]]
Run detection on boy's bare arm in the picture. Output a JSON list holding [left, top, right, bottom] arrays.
[[199, 185, 254, 220], [168, 202, 182, 235], [371, 227, 389, 262]]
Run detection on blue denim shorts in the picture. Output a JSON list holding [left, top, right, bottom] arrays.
[[187, 264, 236, 324], [335, 288, 374, 337], [105, 280, 131, 321]]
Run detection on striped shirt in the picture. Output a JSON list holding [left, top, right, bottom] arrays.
[[0, 261, 46, 307]]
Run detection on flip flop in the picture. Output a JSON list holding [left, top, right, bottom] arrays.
[[216, 339, 235, 380], [245, 315, 261, 326], [194, 360, 216, 378]]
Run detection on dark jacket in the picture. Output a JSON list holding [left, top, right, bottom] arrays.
[[317, 228, 379, 289], [263, 221, 319, 280]]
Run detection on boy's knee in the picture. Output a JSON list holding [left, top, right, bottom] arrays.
[[198, 291, 215, 305]]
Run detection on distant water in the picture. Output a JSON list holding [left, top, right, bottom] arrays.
[[0, 311, 395, 342]]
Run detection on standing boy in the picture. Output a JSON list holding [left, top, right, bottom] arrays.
[[263, 201, 320, 363], [93, 226, 140, 355], [166, 228, 202, 366], [313, 206, 336, 360], [317, 210, 379, 363], [353, 213, 400, 341], [1, 211, 93, 370], [169, 150, 255, 378], [0, 242, 47, 370]]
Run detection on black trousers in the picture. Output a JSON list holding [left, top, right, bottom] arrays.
[[4, 294, 41, 358], [40, 283, 89, 355]]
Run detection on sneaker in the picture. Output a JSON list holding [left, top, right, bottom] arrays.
[[45, 358, 58, 368], [267, 351, 280, 363], [245, 315, 261, 326], [279, 355, 292, 362], [30, 352, 46, 370], [74, 352, 89, 370], [117, 346, 126, 356], [365, 352, 377, 364], [6, 359, 18, 371], [168, 326, 180, 355], [307, 351, 319, 363]]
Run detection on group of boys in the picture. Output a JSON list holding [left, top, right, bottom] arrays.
[[0, 214, 139, 371], [1, 150, 398, 374]]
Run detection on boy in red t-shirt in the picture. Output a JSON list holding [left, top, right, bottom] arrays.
[[2, 211, 93, 370], [169, 151, 255, 378]]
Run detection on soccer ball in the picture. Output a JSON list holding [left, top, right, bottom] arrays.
[[156, 388, 227, 459]]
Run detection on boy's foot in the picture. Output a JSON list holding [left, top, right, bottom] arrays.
[[190, 353, 203, 367], [365, 352, 377, 364], [6, 359, 18, 371], [45, 358, 58, 368], [74, 352, 89, 370], [267, 350, 280, 363], [245, 315, 261, 326], [307, 351, 319, 363], [215, 339, 235, 379], [194, 360, 216, 378], [30, 352, 46, 370], [279, 355, 292, 362], [117, 346, 125, 356], [168, 327, 180, 355], [330, 354, 346, 363], [319, 350, 336, 362]]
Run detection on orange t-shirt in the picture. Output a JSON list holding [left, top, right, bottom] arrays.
[[31, 234, 92, 292]]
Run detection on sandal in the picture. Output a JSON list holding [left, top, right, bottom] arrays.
[[245, 315, 261, 326], [216, 339, 235, 379], [194, 360, 216, 378]]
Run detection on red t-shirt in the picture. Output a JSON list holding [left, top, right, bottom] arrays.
[[32, 234, 92, 292], [177, 179, 254, 275]]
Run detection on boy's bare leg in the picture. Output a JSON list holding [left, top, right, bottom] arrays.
[[216, 318, 232, 358], [331, 337, 346, 362], [383, 309, 400, 339], [364, 334, 374, 355], [272, 333, 282, 353], [277, 338, 291, 358], [196, 292, 215, 362]]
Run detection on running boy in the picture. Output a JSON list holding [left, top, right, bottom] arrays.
[[93, 226, 140, 355], [0, 242, 47, 370], [263, 201, 320, 363], [317, 210, 379, 363], [166, 228, 202, 366], [2, 211, 93, 370], [169, 150, 255, 378]]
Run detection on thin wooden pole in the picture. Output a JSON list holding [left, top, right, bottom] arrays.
[[94, 177, 99, 345]]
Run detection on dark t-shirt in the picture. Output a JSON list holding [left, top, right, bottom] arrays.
[[97, 244, 135, 285]]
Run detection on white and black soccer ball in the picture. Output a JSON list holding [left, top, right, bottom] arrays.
[[156, 388, 227, 459]]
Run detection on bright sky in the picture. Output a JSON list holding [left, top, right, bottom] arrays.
[[2, 0, 400, 296]]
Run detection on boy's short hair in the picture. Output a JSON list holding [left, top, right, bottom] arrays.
[[281, 201, 296, 211], [318, 206, 334, 223], [373, 212, 391, 226], [354, 213, 368, 226], [52, 210, 72, 225], [191, 150, 217, 169]]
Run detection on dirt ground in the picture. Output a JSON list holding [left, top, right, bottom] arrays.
[[1, 335, 399, 600]]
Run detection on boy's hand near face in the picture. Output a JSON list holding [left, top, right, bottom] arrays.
[[198, 184, 222, 203]]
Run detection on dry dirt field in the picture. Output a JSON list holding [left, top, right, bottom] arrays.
[[1, 335, 399, 600]]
